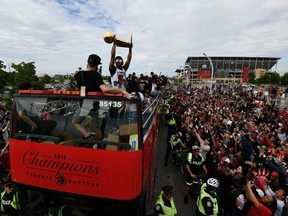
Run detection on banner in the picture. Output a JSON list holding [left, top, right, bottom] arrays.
[[243, 66, 249, 82], [197, 70, 211, 79]]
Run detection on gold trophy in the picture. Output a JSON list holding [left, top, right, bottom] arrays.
[[103, 32, 132, 48]]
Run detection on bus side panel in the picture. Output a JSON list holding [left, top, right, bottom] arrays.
[[9, 138, 142, 200], [143, 110, 162, 183]]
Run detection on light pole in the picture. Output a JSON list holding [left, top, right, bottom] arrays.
[[203, 53, 214, 94]]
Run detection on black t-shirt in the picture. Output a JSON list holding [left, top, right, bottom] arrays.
[[75, 70, 104, 92]]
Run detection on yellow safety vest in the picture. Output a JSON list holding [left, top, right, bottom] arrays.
[[155, 192, 177, 216], [196, 183, 219, 216], [167, 118, 176, 126], [1, 191, 18, 212], [187, 152, 204, 164], [170, 136, 181, 147]]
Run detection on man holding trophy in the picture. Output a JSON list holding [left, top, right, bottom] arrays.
[[104, 32, 133, 88]]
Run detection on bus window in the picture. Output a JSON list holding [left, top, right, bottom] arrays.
[[12, 95, 142, 151]]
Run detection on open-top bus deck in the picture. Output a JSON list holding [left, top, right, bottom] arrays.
[[9, 90, 163, 216]]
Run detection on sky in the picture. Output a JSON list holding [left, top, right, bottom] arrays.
[[0, 0, 288, 77]]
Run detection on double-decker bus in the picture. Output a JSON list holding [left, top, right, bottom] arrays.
[[9, 89, 163, 216]]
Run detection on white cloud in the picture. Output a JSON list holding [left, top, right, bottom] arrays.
[[0, 0, 287, 76]]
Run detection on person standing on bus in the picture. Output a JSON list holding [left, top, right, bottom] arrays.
[[0, 181, 18, 216], [73, 54, 131, 139], [154, 185, 177, 216], [109, 40, 132, 88]]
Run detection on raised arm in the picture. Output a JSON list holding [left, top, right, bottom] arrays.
[[123, 44, 132, 71], [109, 42, 116, 73], [246, 180, 260, 207]]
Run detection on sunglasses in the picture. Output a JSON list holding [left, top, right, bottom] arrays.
[[164, 191, 174, 196]]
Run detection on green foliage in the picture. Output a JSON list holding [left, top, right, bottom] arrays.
[[281, 72, 288, 85], [248, 73, 256, 84], [256, 73, 281, 85], [0, 60, 6, 70], [0, 96, 13, 108], [11, 62, 39, 89], [270, 73, 281, 84], [40, 74, 52, 84]]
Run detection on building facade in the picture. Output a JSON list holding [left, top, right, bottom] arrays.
[[176, 56, 280, 83]]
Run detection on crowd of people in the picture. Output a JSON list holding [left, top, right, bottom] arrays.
[[1, 38, 288, 215], [162, 83, 288, 215]]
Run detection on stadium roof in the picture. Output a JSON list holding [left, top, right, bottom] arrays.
[[181, 56, 281, 72]]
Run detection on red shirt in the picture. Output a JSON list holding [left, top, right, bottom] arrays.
[[247, 203, 272, 216]]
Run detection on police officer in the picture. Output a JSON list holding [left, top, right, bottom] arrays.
[[196, 178, 220, 216], [164, 112, 177, 167], [1, 181, 18, 216], [154, 185, 177, 216], [169, 131, 186, 165], [184, 145, 207, 204], [48, 201, 86, 216]]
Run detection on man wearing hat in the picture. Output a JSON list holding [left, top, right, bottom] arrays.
[[74, 54, 131, 96], [245, 180, 273, 216], [73, 54, 131, 139], [1, 180, 18, 216], [154, 185, 177, 216], [184, 145, 207, 204]]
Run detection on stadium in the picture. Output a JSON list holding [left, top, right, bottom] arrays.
[[175, 56, 281, 83]]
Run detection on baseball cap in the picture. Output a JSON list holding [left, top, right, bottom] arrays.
[[87, 54, 102, 66], [271, 171, 279, 178], [256, 189, 265, 198], [192, 145, 200, 151], [162, 185, 174, 196]]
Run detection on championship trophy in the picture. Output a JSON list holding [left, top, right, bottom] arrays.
[[103, 32, 132, 48]]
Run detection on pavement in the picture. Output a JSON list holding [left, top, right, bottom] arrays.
[[152, 124, 196, 215]]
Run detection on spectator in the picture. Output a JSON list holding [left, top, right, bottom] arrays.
[[245, 180, 273, 215]]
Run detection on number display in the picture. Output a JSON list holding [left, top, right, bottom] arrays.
[[99, 101, 122, 108]]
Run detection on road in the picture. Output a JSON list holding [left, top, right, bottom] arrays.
[[152, 124, 197, 215]]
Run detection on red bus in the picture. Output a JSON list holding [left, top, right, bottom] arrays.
[[9, 90, 163, 216]]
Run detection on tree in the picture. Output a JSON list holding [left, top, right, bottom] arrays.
[[0, 60, 6, 70], [0, 70, 8, 92], [11, 62, 38, 89], [281, 72, 288, 85], [41, 74, 52, 84], [270, 73, 281, 84], [248, 72, 256, 84], [256, 74, 270, 85]]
